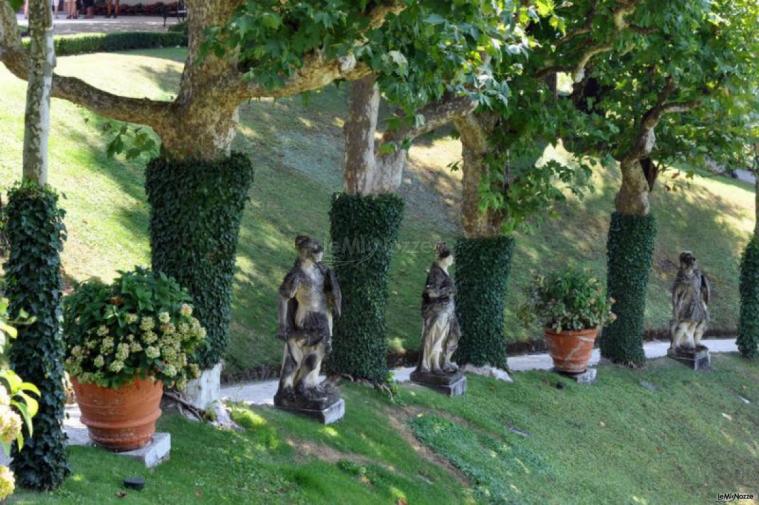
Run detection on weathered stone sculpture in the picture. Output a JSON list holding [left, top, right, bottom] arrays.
[[274, 235, 345, 423], [410, 243, 466, 396], [668, 251, 711, 370]]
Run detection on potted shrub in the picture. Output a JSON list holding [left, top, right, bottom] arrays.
[[518, 268, 615, 374], [63, 268, 205, 451]]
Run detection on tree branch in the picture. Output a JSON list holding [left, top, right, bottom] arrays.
[[382, 94, 477, 145], [0, 0, 171, 129]]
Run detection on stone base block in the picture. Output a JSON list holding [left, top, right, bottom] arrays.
[[276, 398, 345, 424], [667, 346, 710, 371], [411, 370, 467, 396], [184, 363, 222, 410], [555, 367, 597, 385], [115, 433, 171, 468]]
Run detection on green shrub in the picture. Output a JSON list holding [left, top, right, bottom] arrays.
[[3, 183, 69, 490], [63, 268, 206, 389], [326, 193, 404, 383], [22, 32, 187, 57], [145, 153, 254, 369], [518, 268, 615, 332], [454, 236, 514, 369], [737, 236, 759, 359], [600, 212, 656, 366]]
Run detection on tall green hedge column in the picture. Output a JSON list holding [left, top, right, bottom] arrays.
[[454, 236, 515, 369], [327, 193, 404, 383], [5, 184, 69, 489], [600, 212, 656, 366], [737, 237, 759, 359], [145, 153, 254, 369]]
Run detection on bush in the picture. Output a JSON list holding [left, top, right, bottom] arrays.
[[326, 193, 404, 383], [454, 236, 514, 369], [737, 236, 759, 359], [518, 268, 615, 332], [22, 32, 187, 57], [145, 153, 254, 369], [63, 268, 206, 390], [3, 183, 69, 490], [600, 212, 656, 366]]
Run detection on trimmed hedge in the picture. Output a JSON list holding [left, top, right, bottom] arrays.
[[737, 236, 759, 359], [22, 32, 187, 57], [146, 153, 254, 369], [600, 212, 656, 366], [326, 193, 404, 383], [454, 236, 515, 369], [4, 183, 69, 490]]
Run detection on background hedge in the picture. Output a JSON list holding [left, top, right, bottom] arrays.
[[4, 183, 69, 490], [22, 32, 187, 57], [326, 193, 404, 383], [600, 212, 656, 366], [454, 236, 515, 369], [737, 236, 759, 359], [146, 153, 254, 369]]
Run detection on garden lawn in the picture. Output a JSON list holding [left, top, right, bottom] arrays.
[[10, 354, 759, 505], [0, 48, 755, 379]]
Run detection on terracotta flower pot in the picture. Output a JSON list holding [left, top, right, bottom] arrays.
[[71, 377, 163, 451], [544, 327, 599, 374]]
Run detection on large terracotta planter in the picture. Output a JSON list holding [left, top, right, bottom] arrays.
[[71, 377, 163, 451], [544, 327, 599, 374]]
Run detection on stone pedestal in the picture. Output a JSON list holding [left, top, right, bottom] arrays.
[[64, 429, 171, 468], [274, 387, 345, 424], [410, 370, 467, 396], [184, 362, 222, 410], [555, 367, 597, 385], [667, 345, 711, 371]]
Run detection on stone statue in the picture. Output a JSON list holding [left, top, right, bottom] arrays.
[[410, 243, 466, 396], [669, 251, 711, 369], [274, 235, 345, 423]]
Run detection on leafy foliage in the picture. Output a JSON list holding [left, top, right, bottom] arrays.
[[326, 193, 404, 383], [518, 268, 615, 332], [145, 153, 254, 369], [600, 213, 656, 366], [3, 182, 69, 490], [737, 237, 759, 359], [63, 268, 206, 389], [454, 236, 514, 369]]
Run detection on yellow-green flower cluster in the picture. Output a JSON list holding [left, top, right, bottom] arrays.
[[65, 303, 205, 390], [0, 465, 14, 501]]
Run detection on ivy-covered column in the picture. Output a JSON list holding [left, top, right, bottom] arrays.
[[145, 153, 254, 382], [737, 176, 759, 359], [600, 161, 656, 365], [326, 193, 404, 382], [5, 184, 69, 489], [454, 236, 514, 368]]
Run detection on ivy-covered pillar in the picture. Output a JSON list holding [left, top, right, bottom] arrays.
[[326, 193, 404, 382], [5, 184, 69, 489], [600, 160, 656, 365], [145, 152, 254, 393], [454, 236, 514, 368], [737, 175, 759, 359]]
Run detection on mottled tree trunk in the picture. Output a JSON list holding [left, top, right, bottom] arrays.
[[22, 0, 54, 184], [454, 113, 504, 238], [615, 158, 651, 216]]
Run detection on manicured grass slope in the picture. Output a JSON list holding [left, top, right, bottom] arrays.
[[0, 49, 754, 378], [12, 355, 759, 504]]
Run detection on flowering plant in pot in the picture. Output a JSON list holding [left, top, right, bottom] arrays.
[[63, 268, 206, 451], [518, 268, 615, 374]]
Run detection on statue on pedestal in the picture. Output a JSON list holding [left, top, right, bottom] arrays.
[[410, 243, 466, 396], [668, 251, 711, 370], [274, 235, 345, 423]]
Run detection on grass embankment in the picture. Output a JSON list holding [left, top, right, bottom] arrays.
[[0, 48, 754, 378], [11, 355, 759, 504]]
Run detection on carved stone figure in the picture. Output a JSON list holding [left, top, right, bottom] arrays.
[[410, 243, 466, 396], [274, 235, 345, 423], [668, 251, 711, 370]]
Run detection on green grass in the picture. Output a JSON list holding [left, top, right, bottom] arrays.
[[0, 48, 754, 378], [11, 354, 759, 504]]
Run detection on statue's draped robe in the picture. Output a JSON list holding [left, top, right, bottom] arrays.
[[419, 264, 460, 371]]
